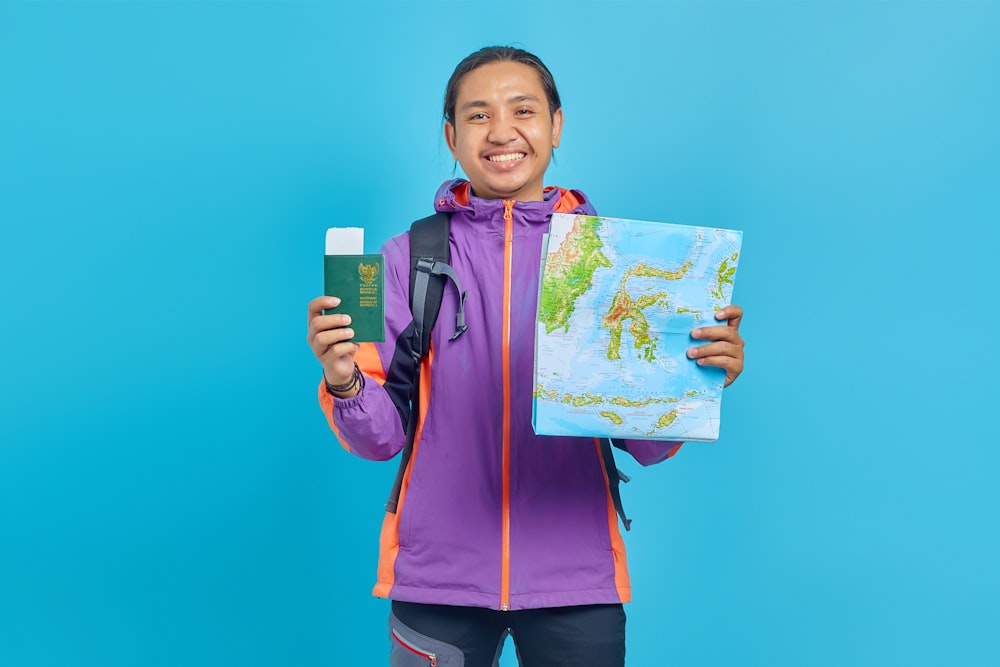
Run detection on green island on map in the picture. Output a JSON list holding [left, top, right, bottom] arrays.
[[538, 215, 611, 334], [710, 253, 739, 300], [601, 261, 692, 362]]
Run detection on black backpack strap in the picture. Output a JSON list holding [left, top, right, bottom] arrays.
[[385, 381, 420, 514], [601, 438, 632, 531], [386, 212, 467, 514], [412, 258, 468, 351], [408, 212, 468, 354]]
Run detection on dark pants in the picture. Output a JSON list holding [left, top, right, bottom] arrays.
[[389, 600, 626, 667]]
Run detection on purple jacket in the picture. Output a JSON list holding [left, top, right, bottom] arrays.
[[319, 179, 682, 610]]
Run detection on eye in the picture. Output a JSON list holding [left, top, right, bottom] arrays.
[[515, 108, 535, 117], [468, 112, 488, 122]]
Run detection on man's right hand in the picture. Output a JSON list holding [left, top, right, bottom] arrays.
[[307, 296, 359, 388]]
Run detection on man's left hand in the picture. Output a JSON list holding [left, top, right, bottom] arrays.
[[687, 305, 745, 388]]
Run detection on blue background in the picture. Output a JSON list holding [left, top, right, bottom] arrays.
[[1, 1, 997, 665]]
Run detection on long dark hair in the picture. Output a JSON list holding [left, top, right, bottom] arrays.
[[443, 46, 562, 126]]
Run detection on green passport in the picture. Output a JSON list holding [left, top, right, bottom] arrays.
[[323, 248, 385, 343]]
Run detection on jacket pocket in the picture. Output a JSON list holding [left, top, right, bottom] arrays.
[[388, 612, 464, 666]]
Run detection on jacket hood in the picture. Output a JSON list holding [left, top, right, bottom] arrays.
[[432, 179, 596, 219]]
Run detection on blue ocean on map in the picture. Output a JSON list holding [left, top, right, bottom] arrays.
[[533, 214, 743, 442]]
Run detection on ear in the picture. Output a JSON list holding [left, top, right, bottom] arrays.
[[551, 108, 564, 149], [444, 121, 459, 159]]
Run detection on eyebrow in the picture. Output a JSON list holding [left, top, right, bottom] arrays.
[[458, 94, 542, 113]]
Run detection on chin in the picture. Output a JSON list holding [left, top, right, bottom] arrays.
[[484, 180, 530, 200]]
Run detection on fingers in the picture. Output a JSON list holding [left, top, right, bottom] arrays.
[[689, 346, 744, 387], [308, 318, 357, 363], [693, 353, 743, 373], [311, 326, 359, 384], [715, 304, 743, 329], [307, 294, 358, 359], [307, 295, 353, 345], [308, 312, 353, 342], [308, 296, 339, 319], [693, 305, 744, 342], [690, 324, 743, 344], [687, 341, 742, 363], [312, 327, 358, 348]]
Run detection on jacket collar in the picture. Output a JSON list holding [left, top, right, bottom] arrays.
[[432, 179, 593, 223]]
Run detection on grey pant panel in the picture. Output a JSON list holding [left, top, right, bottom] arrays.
[[389, 611, 467, 666]]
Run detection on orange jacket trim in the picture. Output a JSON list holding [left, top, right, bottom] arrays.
[[372, 345, 435, 598], [594, 439, 632, 602]]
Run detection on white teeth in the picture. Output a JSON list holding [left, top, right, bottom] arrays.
[[487, 153, 526, 162]]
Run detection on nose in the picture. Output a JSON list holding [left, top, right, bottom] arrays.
[[486, 112, 518, 145]]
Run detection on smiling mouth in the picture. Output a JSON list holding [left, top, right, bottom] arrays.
[[486, 153, 526, 163]]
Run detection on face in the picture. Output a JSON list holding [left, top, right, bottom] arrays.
[[445, 61, 563, 202]]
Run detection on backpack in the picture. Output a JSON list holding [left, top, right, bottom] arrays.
[[384, 212, 633, 530]]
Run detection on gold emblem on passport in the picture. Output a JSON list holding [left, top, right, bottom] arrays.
[[358, 262, 380, 285]]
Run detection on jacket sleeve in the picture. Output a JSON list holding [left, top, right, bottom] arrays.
[[620, 439, 684, 466], [317, 234, 413, 461]]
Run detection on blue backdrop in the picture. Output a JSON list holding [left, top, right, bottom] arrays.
[[1, 1, 997, 665]]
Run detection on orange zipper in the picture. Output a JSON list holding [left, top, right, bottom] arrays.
[[500, 199, 515, 611]]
